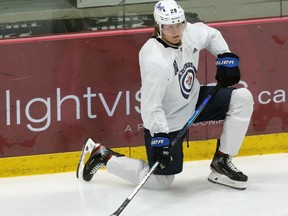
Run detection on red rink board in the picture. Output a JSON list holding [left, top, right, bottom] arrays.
[[0, 17, 287, 157]]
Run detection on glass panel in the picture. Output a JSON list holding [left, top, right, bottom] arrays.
[[180, 0, 284, 22], [0, 0, 285, 39], [283, 0, 288, 16]]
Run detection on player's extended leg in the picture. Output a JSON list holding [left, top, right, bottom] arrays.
[[76, 138, 174, 190], [207, 88, 254, 190], [107, 157, 175, 190]]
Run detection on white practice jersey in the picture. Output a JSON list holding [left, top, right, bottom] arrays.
[[139, 22, 230, 136]]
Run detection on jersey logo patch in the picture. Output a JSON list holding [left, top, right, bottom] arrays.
[[178, 62, 196, 99]]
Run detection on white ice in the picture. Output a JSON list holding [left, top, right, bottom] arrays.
[[1, 153, 288, 216]]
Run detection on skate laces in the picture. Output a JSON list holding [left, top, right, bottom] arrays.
[[226, 156, 240, 173], [89, 146, 110, 174], [90, 162, 105, 174]]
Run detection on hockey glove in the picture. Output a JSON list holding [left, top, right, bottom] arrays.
[[215, 52, 241, 87], [151, 133, 172, 169]]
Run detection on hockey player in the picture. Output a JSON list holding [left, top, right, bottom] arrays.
[[76, 0, 254, 190]]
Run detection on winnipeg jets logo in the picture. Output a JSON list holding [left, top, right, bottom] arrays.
[[156, 2, 165, 11], [178, 62, 196, 99], [185, 74, 193, 87]]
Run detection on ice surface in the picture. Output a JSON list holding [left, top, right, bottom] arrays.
[[1, 153, 288, 216]]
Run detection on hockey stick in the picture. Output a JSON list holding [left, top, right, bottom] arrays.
[[110, 84, 221, 216]]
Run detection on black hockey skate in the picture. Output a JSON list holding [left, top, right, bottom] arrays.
[[208, 151, 248, 190], [76, 138, 123, 182], [207, 139, 247, 190]]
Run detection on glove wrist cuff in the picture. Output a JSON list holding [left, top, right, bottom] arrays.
[[151, 135, 171, 148]]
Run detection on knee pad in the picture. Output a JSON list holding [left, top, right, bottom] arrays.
[[140, 166, 175, 190], [229, 88, 254, 119], [107, 157, 174, 190]]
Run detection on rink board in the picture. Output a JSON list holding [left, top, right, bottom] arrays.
[[0, 17, 287, 176], [0, 132, 287, 177]]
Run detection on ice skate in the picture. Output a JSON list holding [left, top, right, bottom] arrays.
[[76, 138, 123, 181], [208, 152, 248, 190]]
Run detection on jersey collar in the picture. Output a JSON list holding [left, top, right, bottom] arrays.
[[153, 36, 181, 49]]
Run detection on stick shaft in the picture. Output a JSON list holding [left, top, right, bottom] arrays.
[[110, 162, 159, 216], [110, 84, 221, 216], [171, 84, 221, 148]]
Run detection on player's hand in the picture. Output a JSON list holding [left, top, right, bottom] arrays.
[[151, 133, 172, 169], [215, 52, 241, 87]]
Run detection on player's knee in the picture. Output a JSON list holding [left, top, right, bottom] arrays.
[[152, 174, 175, 190], [231, 88, 254, 117], [141, 168, 175, 190], [233, 88, 254, 104]]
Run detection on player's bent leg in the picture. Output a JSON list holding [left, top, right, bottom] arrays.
[[107, 156, 175, 190], [208, 141, 247, 190], [219, 88, 254, 155], [208, 88, 253, 190]]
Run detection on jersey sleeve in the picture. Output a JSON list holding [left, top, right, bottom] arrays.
[[139, 45, 170, 136], [187, 22, 230, 56]]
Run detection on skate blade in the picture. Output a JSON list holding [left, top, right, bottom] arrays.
[[76, 138, 98, 180], [207, 171, 247, 190]]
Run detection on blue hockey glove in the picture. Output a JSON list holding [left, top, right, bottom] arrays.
[[151, 133, 172, 169], [215, 52, 241, 87]]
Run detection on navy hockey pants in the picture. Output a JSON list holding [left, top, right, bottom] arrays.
[[144, 86, 234, 175]]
